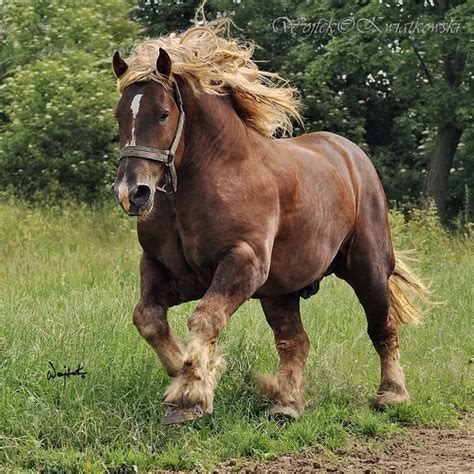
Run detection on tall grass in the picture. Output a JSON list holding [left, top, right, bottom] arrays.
[[1, 202, 472, 471]]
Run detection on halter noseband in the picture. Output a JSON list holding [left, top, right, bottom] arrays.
[[118, 78, 185, 196]]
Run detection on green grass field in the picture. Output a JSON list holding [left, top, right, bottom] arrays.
[[1, 202, 472, 472]]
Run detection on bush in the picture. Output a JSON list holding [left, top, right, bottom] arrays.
[[0, 0, 140, 202]]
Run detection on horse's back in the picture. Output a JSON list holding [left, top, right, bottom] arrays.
[[287, 131, 380, 187]]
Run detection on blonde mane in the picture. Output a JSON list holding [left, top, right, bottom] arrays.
[[117, 20, 302, 137]]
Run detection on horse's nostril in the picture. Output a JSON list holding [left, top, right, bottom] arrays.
[[129, 185, 151, 206]]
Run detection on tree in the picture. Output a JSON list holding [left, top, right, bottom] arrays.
[[0, 0, 140, 201], [418, 1, 472, 222]]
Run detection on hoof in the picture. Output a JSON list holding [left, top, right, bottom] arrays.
[[267, 404, 299, 420], [161, 404, 204, 425], [373, 390, 410, 410]]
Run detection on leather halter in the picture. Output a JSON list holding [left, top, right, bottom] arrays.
[[118, 79, 185, 196]]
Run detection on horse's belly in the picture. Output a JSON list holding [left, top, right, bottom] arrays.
[[256, 213, 352, 297], [256, 246, 336, 297]]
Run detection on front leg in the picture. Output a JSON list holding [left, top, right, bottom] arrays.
[[162, 241, 269, 424], [133, 255, 184, 376]]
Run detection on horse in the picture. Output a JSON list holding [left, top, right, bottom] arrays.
[[111, 21, 429, 425]]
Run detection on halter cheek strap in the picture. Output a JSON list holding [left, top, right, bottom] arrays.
[[118, 81, 185, 196]]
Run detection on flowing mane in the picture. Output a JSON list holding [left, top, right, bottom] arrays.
[[117, 20, 302, 137]]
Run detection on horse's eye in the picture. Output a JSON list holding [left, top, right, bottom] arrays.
[[159, 112, 169, 122]]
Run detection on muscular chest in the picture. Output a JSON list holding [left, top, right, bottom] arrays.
[[137, 200, 210, 301]]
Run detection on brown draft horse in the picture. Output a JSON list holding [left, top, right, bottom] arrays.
[[111, 22, 428, 425]]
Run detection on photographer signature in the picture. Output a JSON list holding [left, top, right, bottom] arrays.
[[47, 361, 87, 386]]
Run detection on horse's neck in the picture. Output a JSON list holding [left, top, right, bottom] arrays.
[[180, 83, 253, 173]]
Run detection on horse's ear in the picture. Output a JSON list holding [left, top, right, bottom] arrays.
[[156, 48, 172, 79], [112, 51, 128, 79]]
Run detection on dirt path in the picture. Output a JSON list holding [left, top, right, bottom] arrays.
[[215, 427, 473, 473]]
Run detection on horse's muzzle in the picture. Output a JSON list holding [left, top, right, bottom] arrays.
[[113, 182, 153, 216]]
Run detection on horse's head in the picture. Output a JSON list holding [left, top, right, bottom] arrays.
[[112, 48, 184, 217]]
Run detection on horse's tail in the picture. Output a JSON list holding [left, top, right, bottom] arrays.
[[388, 250, 431, 325]]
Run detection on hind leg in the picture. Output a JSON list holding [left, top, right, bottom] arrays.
[[344, 237, 410, 408], [258, 293, 310, 418], [365, 284, 410, 409]]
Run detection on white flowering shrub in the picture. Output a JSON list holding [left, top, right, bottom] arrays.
[[0, 0, 140, 202]]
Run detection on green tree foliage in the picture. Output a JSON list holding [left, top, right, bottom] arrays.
[[0, 0, 140, 201]]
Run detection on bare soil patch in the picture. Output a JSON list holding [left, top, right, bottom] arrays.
[[215, 427, 473, 473]]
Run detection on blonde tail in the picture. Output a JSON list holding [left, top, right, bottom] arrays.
[[389, 251, 432, 325]]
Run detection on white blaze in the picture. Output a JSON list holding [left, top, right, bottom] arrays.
[[128, 93, 143, 146], [120, 93, 144, 191]]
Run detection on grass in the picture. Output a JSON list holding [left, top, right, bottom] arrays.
[[0, 202, 472, 472]]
